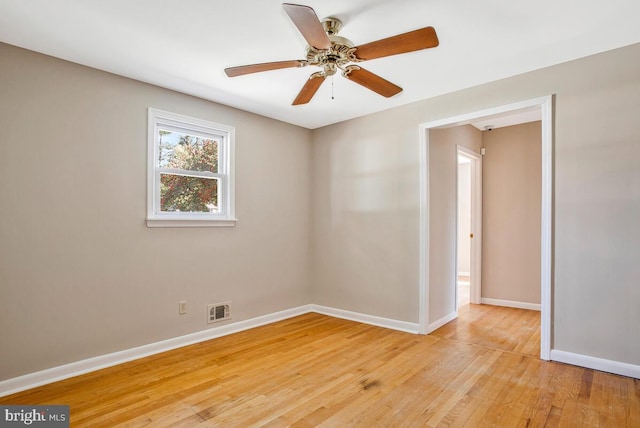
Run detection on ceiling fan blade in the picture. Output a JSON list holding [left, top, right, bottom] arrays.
[[292, 73, 326, 105], [343, 67, 402, 98], [225, 60, 306, 77], [283, 3, 331, 50], [354, 26, 439, 61]]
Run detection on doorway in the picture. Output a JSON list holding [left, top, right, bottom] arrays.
[[418, 96, 553, 360], [457, 152, 472, 308], [456, 146, 482, 308]]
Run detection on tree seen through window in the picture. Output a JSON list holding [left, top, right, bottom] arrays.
[[159, 131, 220, 213]]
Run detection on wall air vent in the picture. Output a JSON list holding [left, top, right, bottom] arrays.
[[207, 302, 231, 324]]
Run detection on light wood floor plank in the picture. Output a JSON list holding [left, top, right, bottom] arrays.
[[2, 306, 638, 427]]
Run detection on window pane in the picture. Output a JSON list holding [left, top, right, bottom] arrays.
[[158, 129, 219, 173], [160, 174, 219, 213]]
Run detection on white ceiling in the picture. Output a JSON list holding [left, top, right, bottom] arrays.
[[470, 108, 541, 131], [1, 0, 639, 129]]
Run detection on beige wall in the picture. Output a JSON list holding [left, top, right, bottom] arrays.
[[2, 40, 640, 381], [312, 42, 640, 365], [482, 122, 541, 304], [427, 126, 482, 323], [0, 43, 312, 380], [310, 108, 422, 319]]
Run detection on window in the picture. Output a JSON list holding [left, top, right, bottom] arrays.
[[147, 108, 236, 227]]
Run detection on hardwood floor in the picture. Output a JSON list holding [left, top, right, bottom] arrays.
[[3, 306, 639, 427], [435, 303, 541, 358]]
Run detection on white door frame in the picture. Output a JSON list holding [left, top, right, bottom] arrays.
[[456, 145, 483, 305], [418, 95, 553, 360]]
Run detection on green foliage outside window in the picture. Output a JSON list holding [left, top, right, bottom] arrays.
[[159, 133, 219, 213]]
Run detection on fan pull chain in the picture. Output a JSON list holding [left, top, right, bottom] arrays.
[[331, 76, 335, 100]]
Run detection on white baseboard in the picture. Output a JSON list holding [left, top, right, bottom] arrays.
[[0, 304, 422, 397], [481, 298, 541, 311], [550, 350, 640, 379], [0, 305, 313, 398], [309, 305, 420, 334], [5, 304, 638, 398], [428, 311, 457, 333]]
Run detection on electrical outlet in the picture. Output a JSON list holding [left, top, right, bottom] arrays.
[[179, 301, 187, 315]]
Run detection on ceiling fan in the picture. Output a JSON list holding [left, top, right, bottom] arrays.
[[224, 3, 439, 105]]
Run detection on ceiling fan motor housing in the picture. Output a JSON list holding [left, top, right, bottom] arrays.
[[306, 17, 359, 77]]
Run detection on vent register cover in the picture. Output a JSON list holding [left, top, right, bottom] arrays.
[[208, 302, 231, 323]]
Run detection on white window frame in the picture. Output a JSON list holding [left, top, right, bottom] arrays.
[[147, 108, 236, 227]]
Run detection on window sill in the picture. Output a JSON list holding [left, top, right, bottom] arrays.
[[146, 218, 238, 228]]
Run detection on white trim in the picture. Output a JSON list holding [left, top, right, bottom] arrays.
[[418, 125, 429, 334], [310, 305, 420, 334], [4, 302, 637, 398], [550, 350, 640, 379], [428, 311, 458, 333], [418, 99, 546, 129], [480, 298, 541, 311], [0, 305, 313, 398], [0, 305, 422, 397], [454, 148, 460, 311], [146, 108, 236, 228], [418, 95, 553, 360], [457, 271, 470, 277], [539, 96, 553, 361], [146, 218, 237, 228]]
